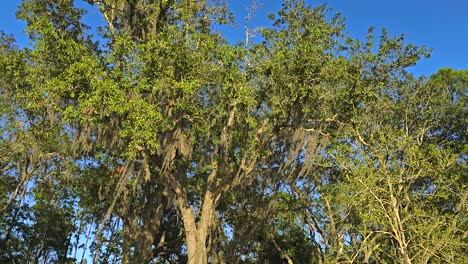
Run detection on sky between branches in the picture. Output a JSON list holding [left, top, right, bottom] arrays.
[[1, 0, 466, 76]]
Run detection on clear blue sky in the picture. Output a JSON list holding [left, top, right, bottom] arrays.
[[1, 0, 467, 76]]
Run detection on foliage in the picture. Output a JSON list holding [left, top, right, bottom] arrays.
[[0, 0, 466, 263]]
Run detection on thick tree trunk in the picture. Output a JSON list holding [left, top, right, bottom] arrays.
[[122, 216, 131, 264], [164, 157, 221, 264], [174, 178, 219, 264], [177, 195, 208, 264], [188, 242, 208, 264], [135, 184, 168, 262]]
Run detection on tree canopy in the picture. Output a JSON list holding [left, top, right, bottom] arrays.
[[0, 0, 466, 263]]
